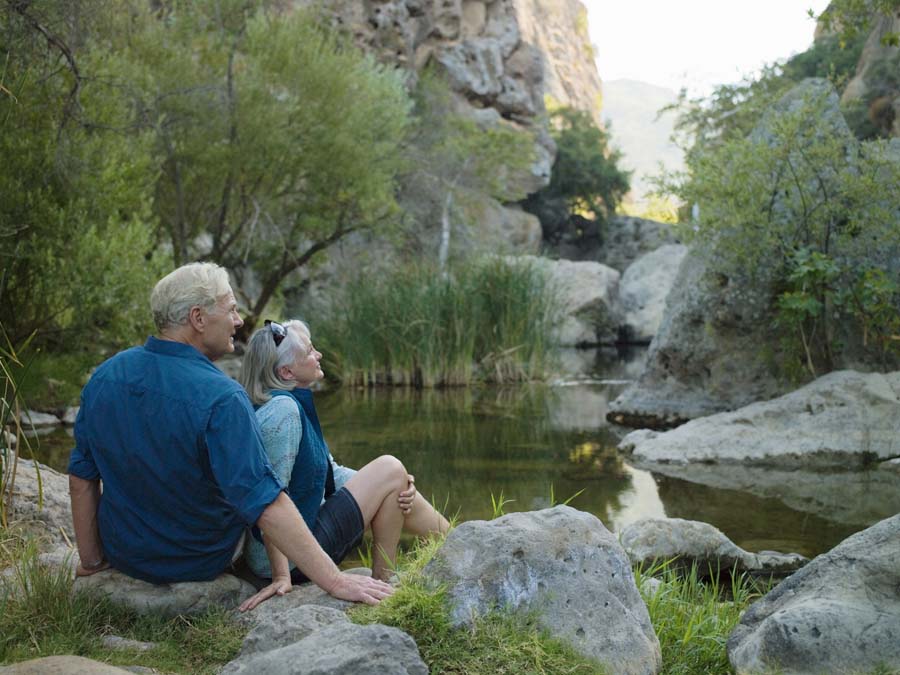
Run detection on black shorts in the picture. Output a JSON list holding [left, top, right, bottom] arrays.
[[290, 486, 364, 584]]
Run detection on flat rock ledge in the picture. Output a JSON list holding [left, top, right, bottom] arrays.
[[74, 568, 256, 618], [728, 513, 900, 674], [620, 518, 807, 578], [423, 505, 662, 675], [619, 370, 900, 469]]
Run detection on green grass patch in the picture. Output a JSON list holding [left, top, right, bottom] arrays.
[[0, 538, 245, 673], [313, 257, 559, 387], [634, 560, 770, 675], [351, 536, 605, 675]]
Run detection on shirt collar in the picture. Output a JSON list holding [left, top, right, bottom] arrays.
[[144, 335, 213, 364]]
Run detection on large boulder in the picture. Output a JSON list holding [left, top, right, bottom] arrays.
[[74, 568, 256, 618], [620, 518, 807, 577], [220, 622, 428, 675], [619, 370, 900, 469], [619, 244, 688, 342], [727, 513, 900, 674], [513, 256, 621, 346], [237, 605, 348, 658], [598, 215, 680, 273], [608, 80, 873, 428], [423, 506, 662, 675]]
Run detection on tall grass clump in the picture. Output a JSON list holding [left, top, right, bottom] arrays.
[[351, 535, 604, 674], [0, 540, 244, 673], [634, 560, 770, 675], [314, 257, 558, 387]]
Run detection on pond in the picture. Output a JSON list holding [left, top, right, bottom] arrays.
[[26, 346, 896, 559]]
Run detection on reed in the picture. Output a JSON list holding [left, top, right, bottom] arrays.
[[313, 258, 558, 387]]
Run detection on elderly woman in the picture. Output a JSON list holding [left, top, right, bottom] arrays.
[[238, 319, 449, 610]]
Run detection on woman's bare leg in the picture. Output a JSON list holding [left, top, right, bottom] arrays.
[[402, 492, 450, 537], [343, 455, 408, 580]]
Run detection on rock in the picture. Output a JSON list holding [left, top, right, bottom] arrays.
[[839, 11, 900, 122], [467, 196, 542, 253], [727, 513, 900, 674], [100, 635, 157, 652], [0, 656, 134, 674], [4, 458, 74, 547], [62, 406, 80, 425], [619, 370, 900, 469], [74, 568, 256, 618], [20, 409, 60, 428], [881, 457, 900, 474], [239, 604, 348, 657], [433, 38, 504, 99], [608, 80, 872, 429], [220, 622, 427, 675], [620, 518, 807, 577], [599, 215, 680, 273], [423, 506, 661, 675], [512, 256, 621, 346], [235, 567, 372, 627], [619, 244, 688, 342], [639, 576, 664, 596]]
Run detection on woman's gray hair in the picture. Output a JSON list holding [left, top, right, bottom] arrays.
[[239, 320, 311, 406], [151, 262, 232, 331]]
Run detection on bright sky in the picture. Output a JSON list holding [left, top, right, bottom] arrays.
[[585, 0, 833, 96]]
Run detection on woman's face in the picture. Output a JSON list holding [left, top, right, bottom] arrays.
[[283, 329, 324, 387]]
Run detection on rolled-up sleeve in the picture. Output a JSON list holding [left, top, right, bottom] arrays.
[[205, 391, 284, 526], [68, 403, 100, 480]]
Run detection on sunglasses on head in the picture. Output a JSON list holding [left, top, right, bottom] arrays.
[[263, 319, 286, 347]]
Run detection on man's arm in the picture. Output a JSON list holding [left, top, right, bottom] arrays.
[[69, 475, 110, 576], [256, 492, 393, 605]]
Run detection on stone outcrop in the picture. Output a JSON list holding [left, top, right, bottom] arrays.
[[598, 215, 680, 273], [619, 244, 688, 343], [512, 255, 620, 346], [619, 370, 900, 469], [74, 568, 257, 618], [238, 605, 349, 658], [608, 80, 878, 428], [727, 514, 900, 674], [423, 506, 662, 675], [620, 518, 807, 577]]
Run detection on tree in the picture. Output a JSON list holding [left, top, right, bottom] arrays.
[[402, 71, 536, 269], [104, 1, 412, 333]]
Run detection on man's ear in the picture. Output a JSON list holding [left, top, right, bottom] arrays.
[[188, 305, 206, 332]]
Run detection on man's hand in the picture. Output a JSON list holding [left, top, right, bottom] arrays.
[[326, 572, 394, 606], [398, 474, 416, 515], [239, 575, 293, 612]]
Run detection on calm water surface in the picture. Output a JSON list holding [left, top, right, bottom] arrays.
[[31, 347, 895, 559]]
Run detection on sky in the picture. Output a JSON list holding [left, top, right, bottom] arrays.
[[585, 0, 834, 96]]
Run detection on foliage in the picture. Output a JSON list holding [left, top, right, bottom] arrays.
[[633, 560, 770, 675], [815, 0, 900, 47], [0, 0, 163, 349], [403, 71, 536, 268], [0, 540, 244, 673], [103, 0, 412, 333], [312, 257, 559, 387], [533, 107, 630, 222], [351, 535, 605, 675], [664, 84, 900, 378]]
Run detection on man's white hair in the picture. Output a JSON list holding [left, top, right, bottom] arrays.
[[150, 262, 232, 331]]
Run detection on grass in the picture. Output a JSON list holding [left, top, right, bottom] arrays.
[[312, 257, 559, 387], [0, 538, 245, 673], [634, 560, 770, 675]]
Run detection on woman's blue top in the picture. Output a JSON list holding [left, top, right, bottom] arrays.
[[244, 388, 356, 578]]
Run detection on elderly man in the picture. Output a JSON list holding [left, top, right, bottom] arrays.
[[68, 262, 392, 605]]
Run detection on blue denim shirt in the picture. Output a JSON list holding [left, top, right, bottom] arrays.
[[68, 336, 284, 584]]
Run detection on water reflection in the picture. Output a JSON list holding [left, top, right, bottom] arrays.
[[24, 347, 897, 559]]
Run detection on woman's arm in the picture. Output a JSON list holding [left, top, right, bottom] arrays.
[[239, 532, 293, 612]]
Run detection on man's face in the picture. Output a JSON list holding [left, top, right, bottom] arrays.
[[201, 289, 243, 361]]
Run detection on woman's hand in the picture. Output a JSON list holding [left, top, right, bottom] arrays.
[[398, 474, 416, 515], [239, 575, 293, 612]]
